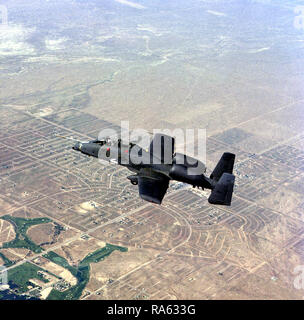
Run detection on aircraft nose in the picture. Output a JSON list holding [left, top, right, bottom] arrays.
[[72, 142, 81, 151]]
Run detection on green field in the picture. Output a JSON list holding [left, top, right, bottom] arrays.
[[45, 243, 128, 300], [1, 215, 128, 300], [43, 251, 78, 277], [80, 243, 128, 266], [7, 262, 49, 293], [0, 252, 14, 267], [0, 215, 52, 254]]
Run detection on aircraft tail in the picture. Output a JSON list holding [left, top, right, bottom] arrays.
[[208, 153, 236, 206], [210, 152, 235, 182]]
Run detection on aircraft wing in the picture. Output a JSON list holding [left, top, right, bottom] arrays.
[[138, 172, 169, 204]]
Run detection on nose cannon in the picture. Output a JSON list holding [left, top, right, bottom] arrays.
[[72, 141, 81, 151]]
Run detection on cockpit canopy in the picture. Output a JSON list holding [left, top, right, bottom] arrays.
[[89, 139, 107, 146]]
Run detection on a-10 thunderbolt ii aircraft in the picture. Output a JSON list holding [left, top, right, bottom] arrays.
[[59, 133, 235, 205]]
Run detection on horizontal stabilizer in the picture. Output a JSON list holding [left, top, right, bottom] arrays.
[[208, 173, 235, 206]]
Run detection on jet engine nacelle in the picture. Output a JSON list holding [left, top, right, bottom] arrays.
[[169, 163, 204, 187]]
